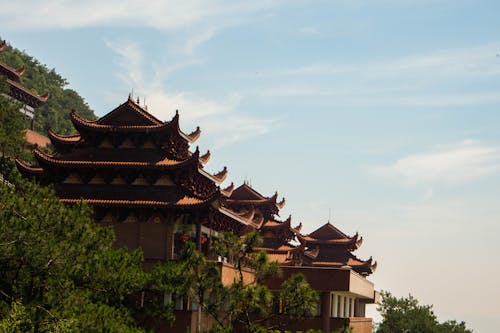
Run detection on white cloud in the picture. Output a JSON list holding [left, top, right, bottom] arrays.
[[298, 26, 320, 35], [257, 43, 500, 108], [1, 1, 287, 56], [266, 43, 500, 79], [372, 140, 500, 186], [105, 38, 276, 150], [0, 0, 283, 31]]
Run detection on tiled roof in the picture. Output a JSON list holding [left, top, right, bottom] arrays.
[[24, 129, 50, 148], [33, 148, 197, 169], [6, 79, 49, 108], [15, 159, 45, 175], [47, 128, 81, 144], [60, 195, 211, 208], [308, 222, 349, 240], [199, 166, 228, 184], [0, 61, 25, 81], [97, 98, 163, 125], [70, 111, 170, 132]]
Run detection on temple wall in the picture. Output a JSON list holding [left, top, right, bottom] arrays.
[[220, 262, 255, 286]]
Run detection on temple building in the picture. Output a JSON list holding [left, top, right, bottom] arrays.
[[227, 184, 378, 332], [17, 96, 378, 333], [0, 40, 50, 150]]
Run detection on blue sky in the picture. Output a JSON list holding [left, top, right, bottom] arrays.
[[2, 1, 500, 331]]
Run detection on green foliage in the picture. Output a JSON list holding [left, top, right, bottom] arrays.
[[0, 39, 96, 135], [0, 176, 148, 332], [197, 231, 318, 332], [376, 291, 473, 333], [0, 94, 28, 159], [332, 319, 352, 333], [280, 274, 318, 319]]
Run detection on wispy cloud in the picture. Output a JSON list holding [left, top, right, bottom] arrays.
[[298, 26, 320, 35], [105, 39, 276, 150], [371, 139, 500, 186], [257, 43, 500, 108], [0, 1, 282, 31], [1, 0, 286, 56]]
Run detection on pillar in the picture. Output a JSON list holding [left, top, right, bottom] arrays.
[[321, 292, 332, 332], [166, 222, 174, 260]]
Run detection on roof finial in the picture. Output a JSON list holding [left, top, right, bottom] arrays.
[[328, 208, 331, 223], [136, 96, 140, 104]]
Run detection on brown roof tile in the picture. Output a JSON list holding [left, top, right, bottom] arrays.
[[24, 130, 50, 148]]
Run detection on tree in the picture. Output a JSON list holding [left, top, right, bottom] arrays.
[[376, 291, 473, 333], [184, 231, 319, 333], [0, 176, 150, 332], [0, 93, 28, 161]]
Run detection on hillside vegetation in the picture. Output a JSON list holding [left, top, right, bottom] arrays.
[[0, 39, 96, 135]]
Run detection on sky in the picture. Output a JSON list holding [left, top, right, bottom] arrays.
[[1, 0, 500, 331]]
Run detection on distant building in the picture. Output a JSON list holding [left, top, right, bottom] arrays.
[[0, 40, 49, 146], [17, 97, 378, 333]]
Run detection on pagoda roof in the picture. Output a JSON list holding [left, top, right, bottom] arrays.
[[6, 79, 49, 108], [227, 183, 285, 209], [60, 194, 215, 209], [0, 62, 25, 81], [255, 243, 296, 254], [309, 222, 349, 240], [199, 166, 227, 184], [216, 206, 258, 227], [261, 216, 302, 234], [47, 128, 82, 146], [98, 96, 163, 125], [31, 147, 200, 170], [0, 41, 26, 81], [15, 159, 45, 177], [69, 99, 200, 143], [297, 232, 363, 249], [309, 255, 377, 275]]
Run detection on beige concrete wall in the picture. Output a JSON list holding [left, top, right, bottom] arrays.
[[349, 270, 375, 299], [220, 262, 255, 286]]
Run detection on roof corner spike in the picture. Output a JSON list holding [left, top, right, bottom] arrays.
[[39, 92, 50, 101], [15, 67, 26, 76], [221, 182, 235, 197], [212, 166, 228, 183], [200, 150, 211, 164], [187, 126, 201, 143], [277, 197, 286, 209]]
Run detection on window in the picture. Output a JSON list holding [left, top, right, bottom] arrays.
[[175, 296, 184, 310]]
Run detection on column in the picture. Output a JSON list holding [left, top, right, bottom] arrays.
[[332, 293, 337, 318], [339, 295, 344, 318], [165, 222, 174, 260], [350, 297, 355, 318], [321, 292, 332, 332]]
